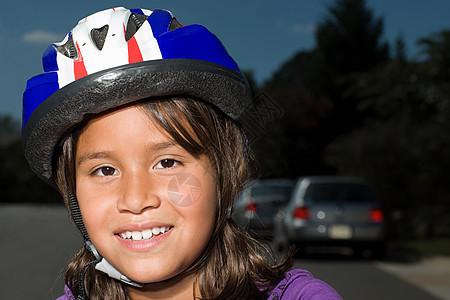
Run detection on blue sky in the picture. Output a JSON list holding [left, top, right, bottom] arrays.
[[1, 0, 450, 122]]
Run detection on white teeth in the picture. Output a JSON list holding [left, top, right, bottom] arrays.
[[132, 231, 142, 241], [142, 229, 152, 239], [120, 227, 168, 241]]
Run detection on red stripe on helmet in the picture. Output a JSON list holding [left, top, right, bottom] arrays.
[[123, 23, 143, 64], [74, 42, 88, 80]]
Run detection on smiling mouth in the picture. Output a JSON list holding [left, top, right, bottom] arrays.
[[117, 226, 173, 241]]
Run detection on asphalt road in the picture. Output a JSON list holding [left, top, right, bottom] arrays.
[[0, 204, 443, 300], [294, 257, 440, 300]]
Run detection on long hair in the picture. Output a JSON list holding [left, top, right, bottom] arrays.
[[55, 97, 293, 299]]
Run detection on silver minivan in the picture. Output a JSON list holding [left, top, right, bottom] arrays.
[[273, 176, 386, 257], [232, 179, 294, 239]]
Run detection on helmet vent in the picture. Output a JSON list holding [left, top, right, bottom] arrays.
[[91, 25, 109, 51], [125, 13, 148, 41], [169, 18, 183, 31], [55, 34, 78, 59]]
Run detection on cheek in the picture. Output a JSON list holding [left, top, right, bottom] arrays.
[[167, 173, 205, 207], [182, 175, 217, 234], [76, 183, 114, 237]]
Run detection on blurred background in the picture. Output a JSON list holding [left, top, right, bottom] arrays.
[[1, 0, 450, 299]]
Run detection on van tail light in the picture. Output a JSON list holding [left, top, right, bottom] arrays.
[[293, 207, 310, 220], [246, 198, 257, 213], [369, 208, 384, 223]]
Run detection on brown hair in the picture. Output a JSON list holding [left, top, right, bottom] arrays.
[[56, 97, 293, 299]]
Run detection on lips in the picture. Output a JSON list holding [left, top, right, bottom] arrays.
[[117, 226, 173, 241]]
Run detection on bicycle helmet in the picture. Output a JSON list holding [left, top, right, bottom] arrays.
[[22, 7, 252, 187]]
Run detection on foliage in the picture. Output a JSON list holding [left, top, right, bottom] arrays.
[[253, 0, 390, 177], [314, 0, 389, 79], [311, 0, 390, 137], [0, 115, 20, 133], [324, 31, 450, 238], [0, 114, 61, 203], [0, 136, 61, 203], [390, 238, 450, 257]]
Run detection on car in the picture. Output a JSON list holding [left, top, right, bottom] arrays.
[[272, 176, 386, 258], [232, 179, 294, 239]]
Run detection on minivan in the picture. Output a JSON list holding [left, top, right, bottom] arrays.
[[273, 176, 386, 257]]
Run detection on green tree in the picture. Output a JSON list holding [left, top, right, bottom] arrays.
[[393, 34, 408, 63], [418, 30, 450, 81], [324, 29, 450, 238], [314, 0, 389, 80], [251, 51, 334, 178], [0, 114, 61, 203], [252, 0, 390, 178], [311, 0, 389, 137], [0, 114, 20, 133]]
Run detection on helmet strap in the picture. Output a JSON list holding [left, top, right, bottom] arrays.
[[67, 188, 90, 241], [89, 241, 144, 287]]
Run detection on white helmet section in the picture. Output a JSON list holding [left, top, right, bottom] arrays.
[[54, 7, 163, 89]]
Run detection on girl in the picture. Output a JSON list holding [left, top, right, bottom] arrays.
[[22, 7, 342, 300]]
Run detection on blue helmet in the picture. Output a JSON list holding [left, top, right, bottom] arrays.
[[22, 7, 252, 186]]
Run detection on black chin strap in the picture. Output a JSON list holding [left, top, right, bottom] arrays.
[[68, 188, 94, 300], [68, 188, 90, 240], [76, 255, 102, 300]]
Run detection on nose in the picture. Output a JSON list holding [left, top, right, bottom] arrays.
[[117, 169, 161, 214]]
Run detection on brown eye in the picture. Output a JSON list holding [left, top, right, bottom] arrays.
[[161, 159, 175, 168], [155, 159, 180, 169], [96, 166, 117, 176]]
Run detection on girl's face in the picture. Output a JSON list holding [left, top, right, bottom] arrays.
[[75, 105, 217, 285]]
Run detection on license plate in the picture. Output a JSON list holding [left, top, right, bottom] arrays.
[[328, 225, 352, 239]]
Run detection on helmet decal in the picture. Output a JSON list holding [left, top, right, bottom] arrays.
[[74, 41, 88, 80], [91, 25, 109, 50], [124, 22, 144, 64]]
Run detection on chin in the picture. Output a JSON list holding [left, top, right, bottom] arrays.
[[121, 262, 186, 285]]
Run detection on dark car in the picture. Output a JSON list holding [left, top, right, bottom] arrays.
[[232, 179, 294, 239], [272, 176, 386, 257]]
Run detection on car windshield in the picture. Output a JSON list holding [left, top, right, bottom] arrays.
[[250, 185, 292, 204], [304, 183, 376, 203]]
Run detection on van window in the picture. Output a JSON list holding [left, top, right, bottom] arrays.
[[251, 186, 291, 197], [304, 183, 376, 203], [250, 186, 292, 204]]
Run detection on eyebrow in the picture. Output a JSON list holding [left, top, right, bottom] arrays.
[[76, 151, 114, 168], [76, 142, 180, 168], [147, 141, 179, 152]]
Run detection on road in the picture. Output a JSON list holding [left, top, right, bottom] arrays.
[[294, 256, 442, 299], [0, 204, 446, 299]]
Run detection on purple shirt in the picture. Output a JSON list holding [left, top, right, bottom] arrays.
[[267, 269, 342, 299], [57, 269, 342, 299], [56, 285, 75, 300]]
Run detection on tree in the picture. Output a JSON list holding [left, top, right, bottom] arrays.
[[418, 30, 450, 81], [311, 0, 390, 137], [393, 34, 408, 63], [0, 114, 61, 203], [314, 0, 389, 80], [324, 29, 450, 238], [251, 51, 335, 178], [252, 0, 390, 178], [0, 114, 20, 133]]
